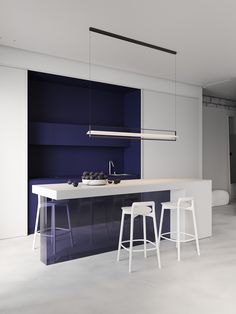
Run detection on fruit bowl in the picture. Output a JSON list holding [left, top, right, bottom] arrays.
[[82, 179, 108, 186], [81, 171, 108, 186]]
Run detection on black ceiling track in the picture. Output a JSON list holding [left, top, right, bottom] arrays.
[[89, 27, 177, 55]]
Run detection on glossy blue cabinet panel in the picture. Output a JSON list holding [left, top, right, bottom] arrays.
[[40, 191, 170, 265]]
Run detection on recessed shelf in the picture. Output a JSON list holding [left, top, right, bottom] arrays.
[[29, 122, 130, 147]]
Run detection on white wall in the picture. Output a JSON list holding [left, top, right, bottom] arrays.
[[0, 45, 201, 98], [0, 65, 27, 238], [142, 90, 202, 179], [203, 105, 236, 193]]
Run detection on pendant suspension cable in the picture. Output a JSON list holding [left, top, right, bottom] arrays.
[[88, 30, 92, 136], [174, 54, 177, 133]]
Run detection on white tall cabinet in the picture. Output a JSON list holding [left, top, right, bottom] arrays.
[[0, 66, 27, 239], [142, 90, 202, 179]]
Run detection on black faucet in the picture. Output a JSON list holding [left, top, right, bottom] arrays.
[[108, 160, 116, 175]]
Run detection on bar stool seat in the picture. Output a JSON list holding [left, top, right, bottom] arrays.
[[117, 201, 161, 273], [32, 198, 74, 254], [121, 205, 152, 216], [159, 201, 193, 210], [159, 197, 200, 262]]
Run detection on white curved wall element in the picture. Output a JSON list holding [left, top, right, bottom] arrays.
[[212, 190, 229, 207]]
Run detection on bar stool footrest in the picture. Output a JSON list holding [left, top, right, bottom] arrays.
[[160, 231, 196, 243], [36, 227, 72, 238], [121, 239, 158, 252]]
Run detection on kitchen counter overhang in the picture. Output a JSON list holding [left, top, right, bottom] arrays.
[[32, 178, 211, 201]]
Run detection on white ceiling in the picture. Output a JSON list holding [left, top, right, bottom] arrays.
[[1, 0, 236, 89], [203, 78, 236, 101]]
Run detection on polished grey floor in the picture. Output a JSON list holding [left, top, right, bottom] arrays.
[[1, 204, 236, 314]]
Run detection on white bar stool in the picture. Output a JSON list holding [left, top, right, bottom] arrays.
[[32, 199, 74, 254], [159, 197, 200, 261], [117, 201, 161, 273]]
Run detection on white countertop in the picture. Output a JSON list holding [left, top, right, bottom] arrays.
[[32, 178, 210, 200], [32, 178, 212, 239]]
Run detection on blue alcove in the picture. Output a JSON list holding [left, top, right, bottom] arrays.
[[28, 71, 141, 234]]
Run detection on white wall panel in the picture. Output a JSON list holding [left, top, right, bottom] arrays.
[[143, 90, 175, 130], [0, 45, 201, 99], [203, 106, 236, 194], [0, 66, 27, 238], [142, 90, 201, 179]]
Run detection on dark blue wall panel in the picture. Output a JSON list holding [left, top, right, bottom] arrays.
[[28, 71, 141, 234], [29, 122, 130, 147], [29, 146, 124, 178]]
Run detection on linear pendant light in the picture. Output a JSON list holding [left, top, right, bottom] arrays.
[[87, 130, 177, 141], [88, 27, 177, 141]]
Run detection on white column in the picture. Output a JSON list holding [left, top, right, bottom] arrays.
[[0, 65, 27, 238]]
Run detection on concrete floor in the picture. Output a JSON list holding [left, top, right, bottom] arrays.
[[1, 204, 236, 314]]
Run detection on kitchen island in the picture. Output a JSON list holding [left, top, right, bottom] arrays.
[[32, 178, 212, 265]]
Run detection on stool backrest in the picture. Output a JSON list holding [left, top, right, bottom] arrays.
[[131, 201, 155, 215], [177, 197, 194, 209]]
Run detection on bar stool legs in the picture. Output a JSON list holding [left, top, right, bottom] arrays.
[[66, 204, 74, 248], [143, 215, 147, 258], [117, 201, 161, 273], [158, 207, 164, 246], [32, 200, 73, 253], [177, 207, 180, 261], [117, 211, 125, 262], [32, 202, 40, 250], [153, 210, 161, 268], [159, 197, 200, 262], [129, 212, 134, 273], [51, 204, 56, 255], [192, 207, 200, 256]]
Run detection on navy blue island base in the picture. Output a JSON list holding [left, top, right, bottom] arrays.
[[39, 191, 170, 265]]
